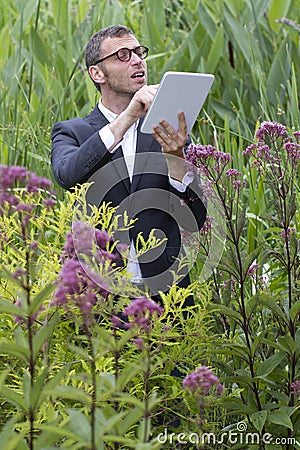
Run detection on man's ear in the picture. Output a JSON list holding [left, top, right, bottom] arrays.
[[88, 65, 105, 87]]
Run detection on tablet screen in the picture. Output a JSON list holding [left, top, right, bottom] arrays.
[[140, 71, 214, 134]]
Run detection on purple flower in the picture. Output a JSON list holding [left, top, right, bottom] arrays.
[[247, 263, 259, 277], [242, 143, 256, 157], [284, 141, 300, 163], [291, 380, 300, 397], [185, 144, 232, 177], [63, 221, 115, 262], [0, 165, 55, 216], [43, 198, 57, 209], [280, 227, 296, 241], [123, 297, 164, 330], [226, 169, 242, 178], [183, 365, 223, 395], [243, 123, 300, 172], [52, 258, 106, 310], [199, 216, 213, 236], [255, 121, 287, 144], [232, 180, 247, 190], [134, 338, 144, 350], [111, 315, 123, 329]]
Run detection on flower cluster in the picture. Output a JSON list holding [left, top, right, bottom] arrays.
[[246, 263, 259, 278], [123, 296, 164, 331], [185, 144, 231, 179], [243, 121, 300, 169], [255, 121, 287, 143], [61, 221, 115, 263], [280, 227, 296, 241], [225, 168, 247, 190], [0, 165, 55, 216], [183, 365, 224, 396], [52, 221, 116, 319], [291, 380, 300, 397]]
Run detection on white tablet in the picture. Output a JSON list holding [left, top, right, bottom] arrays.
[[140, 71, 214, 134]]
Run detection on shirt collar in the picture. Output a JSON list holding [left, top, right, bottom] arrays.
[[98, 99, 118, 123]]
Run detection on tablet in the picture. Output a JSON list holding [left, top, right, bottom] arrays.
[[140, 71, 214, 134]]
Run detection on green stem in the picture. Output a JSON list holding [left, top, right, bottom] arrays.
[[143, 333, 151, 443]]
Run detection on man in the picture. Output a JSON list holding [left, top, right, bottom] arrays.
[[51, 24, 206, 297]]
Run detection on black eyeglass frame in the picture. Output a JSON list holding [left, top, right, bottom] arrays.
[[92, 45, 149, 65]]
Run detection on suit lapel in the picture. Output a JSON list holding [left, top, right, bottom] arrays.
[[85, 106, 130, 193]]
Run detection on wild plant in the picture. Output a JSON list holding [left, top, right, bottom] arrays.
[[0, 166, 217, 449], [186, 121, 300, 447]]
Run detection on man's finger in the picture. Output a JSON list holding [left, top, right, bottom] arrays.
[[178, 111, 187, 136]]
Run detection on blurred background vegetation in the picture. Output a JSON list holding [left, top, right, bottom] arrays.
[[0, 0, 299, 195]]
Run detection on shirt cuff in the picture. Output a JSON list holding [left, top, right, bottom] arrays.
[[169, 171, 195, 192], [99, 125, 123, 153]]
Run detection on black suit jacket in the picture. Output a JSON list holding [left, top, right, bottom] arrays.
[[51, 106, 206, 294]]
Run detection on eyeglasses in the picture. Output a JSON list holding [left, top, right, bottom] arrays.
[[93, 46, 149, 65]]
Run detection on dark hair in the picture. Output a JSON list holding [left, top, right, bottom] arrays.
[[84, 24, 134, 68], [84, 25, 134, 91]]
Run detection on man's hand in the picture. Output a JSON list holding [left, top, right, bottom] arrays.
[[126, 85, 159, 122], [108, 85, 158, 146], [152, 112, 188, 182], [152, 111, 188, 158]]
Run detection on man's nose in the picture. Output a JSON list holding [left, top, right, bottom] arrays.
[[131, 52, 143, 64]]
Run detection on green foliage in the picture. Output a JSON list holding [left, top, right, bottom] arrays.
[[0, 180, 218, 449], [1, 0, 299, 182], [1, 1, 300, 448]]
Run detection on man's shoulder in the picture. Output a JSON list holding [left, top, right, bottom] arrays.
[[52, 116, 86, 130], [52, 106, 106, 135]]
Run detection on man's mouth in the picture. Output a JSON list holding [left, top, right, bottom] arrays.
[[131, 71, 145, 79]]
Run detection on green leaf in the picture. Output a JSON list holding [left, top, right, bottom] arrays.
[[0, 415, 28, 450], [116, 361, 142, 391], [67, 343, 92, 362], [257, 352, 286, 377], [269, 0, 292, 32], [290, 299, 300, 322], [28, 282, 55, 316], [0, 298, 26, 317], [28, 367, 50, 409], [268, 410, 293, 430], [277, 335, 297, 355], [32, 311, 59, 359], [95, 407, 126, 434], [51, 386, 91, 405], [0, 385, 27, 411], [251, 410, 267, 434], [212, 304, 243, 324], [67, 409, 91, 441], [251, 327, 270, 355], [205, 26, 224, 73], [259, 295, 289, 325], [43, 364, 69, 392], [223, 4, 253, 66], [38, 424, 82, 442], [0, 341, 29, 362], [119, 406, 144, 435], [267, 40, 291, 104]]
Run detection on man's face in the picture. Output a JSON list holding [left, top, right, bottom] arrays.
[[99, 35, 148, 97]]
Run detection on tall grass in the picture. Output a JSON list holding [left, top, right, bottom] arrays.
[[0, 1, 299, 446], [0, 0, 299, 184]]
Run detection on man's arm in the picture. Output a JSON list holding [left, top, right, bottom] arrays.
[[51, 85, 159, 190], [51, 119, 114, 190]]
